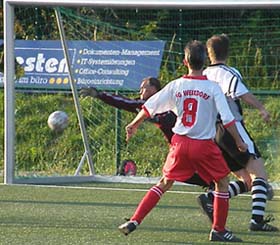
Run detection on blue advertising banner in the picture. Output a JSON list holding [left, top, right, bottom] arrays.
[[0, 40, 165, 91]]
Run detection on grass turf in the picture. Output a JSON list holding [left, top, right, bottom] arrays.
[[0, 183, 279, 244]]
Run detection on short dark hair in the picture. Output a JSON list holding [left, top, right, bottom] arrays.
[[143, 77, 161, 91], [184, 40, 206, 70], [206, 34, 230, 61]]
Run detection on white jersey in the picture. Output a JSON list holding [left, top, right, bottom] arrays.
[[143, 75, 235, 140], [203, 64, 249, 121]]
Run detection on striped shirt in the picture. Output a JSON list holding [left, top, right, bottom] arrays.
[[203, 64, 249, 121]]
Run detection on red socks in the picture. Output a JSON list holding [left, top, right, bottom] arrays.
[[131, 186, 164, 224], [212, 191, 229, 232]]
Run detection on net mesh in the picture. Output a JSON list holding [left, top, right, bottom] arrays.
[[0, 6, 279, 181]]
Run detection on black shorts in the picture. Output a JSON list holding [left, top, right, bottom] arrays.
[[215, 122, 261, 172]]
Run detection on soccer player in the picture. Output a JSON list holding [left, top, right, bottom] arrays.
[[80, 77, 209, 186], [201, 34, 278, 232], [118, 40, 247, 242]]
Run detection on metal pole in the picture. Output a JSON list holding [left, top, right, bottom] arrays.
[[54, 8, 95, 175], [115, 92, 122, 174], [4, 1, 15, 184], [5, 0, 280, 9]]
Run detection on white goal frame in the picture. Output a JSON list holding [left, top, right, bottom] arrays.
[[4, 0, 280, 185]]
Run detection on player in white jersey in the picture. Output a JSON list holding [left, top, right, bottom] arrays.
[[201, 34, 278, 232], [119, 40, 247, 243]]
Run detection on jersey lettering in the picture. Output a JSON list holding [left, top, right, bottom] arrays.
[[182, 98, 198, 127]]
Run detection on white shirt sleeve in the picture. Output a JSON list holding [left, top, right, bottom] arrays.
[[227, 67, 249, 99], [213, 83, 235, 125], [143, 81, 176, 117]]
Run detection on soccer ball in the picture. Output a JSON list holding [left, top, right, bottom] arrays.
[[47, 110, 69, 132]]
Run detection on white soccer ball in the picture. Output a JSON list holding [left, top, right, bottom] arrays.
[[47, 110, 69, 132]]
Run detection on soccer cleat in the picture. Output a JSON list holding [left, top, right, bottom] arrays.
[[197, 193, 213, 223], [249, 216, 279, 232], [118, 220, 138, 235], [209, 229, 243, 242]]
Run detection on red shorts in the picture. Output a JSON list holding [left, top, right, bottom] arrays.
[[163, 134, 230, 184]]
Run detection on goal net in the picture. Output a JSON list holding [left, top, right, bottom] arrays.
[[3, 1, 280, 185]]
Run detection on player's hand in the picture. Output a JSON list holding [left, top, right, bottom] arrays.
[[79, 87, 99, 98], [125, 124, 137, 142], [260, 109, 270, 123], [237, 142, 248, 152]]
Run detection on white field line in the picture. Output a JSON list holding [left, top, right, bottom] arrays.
[[1, 183, 280, 199]]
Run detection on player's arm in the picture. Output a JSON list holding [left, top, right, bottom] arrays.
[[80, 87, 143, 113], [214, 84, 247, 152], [239, 92, 270, 122], [228, 70, 270, 122], [126, 109, 149, 142], [224, 121, 247, 152], [126, 82, 175, 142]]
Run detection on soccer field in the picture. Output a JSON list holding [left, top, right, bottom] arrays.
[[0, 183, 279, 244]]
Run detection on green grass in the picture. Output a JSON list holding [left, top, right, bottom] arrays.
[[0, 183, 279, 244]]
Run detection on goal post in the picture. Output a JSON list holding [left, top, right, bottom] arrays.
[[54, 7, 95, 175], [4, 1, 15, 184], [3, 0, 280, 185]]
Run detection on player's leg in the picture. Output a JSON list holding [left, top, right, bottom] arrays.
[[228, 172, 250, 198], [231, 168, 252, 190], [234, 122, 278, 231], [242, 156, 273, 199], [119, 134, 189, 236], [209, 176, 242, 242], [212, 176, 229, 231], [199, 177, 249, 221], [197, 147, 250, 223], [192, 139, 242, 242], [205, 167, 250, 199], [118, 176, 174, 235], [245, 157, 278, 231]]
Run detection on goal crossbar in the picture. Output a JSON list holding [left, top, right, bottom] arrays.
[[4, 0, 280, 8]]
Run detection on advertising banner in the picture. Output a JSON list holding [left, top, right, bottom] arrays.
[[0, 40, 165, 91]]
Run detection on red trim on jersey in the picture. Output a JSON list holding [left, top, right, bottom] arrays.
[[142, 105, 151, 118], [223, 119, 236, 128], [182, 75, 208, 80]]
